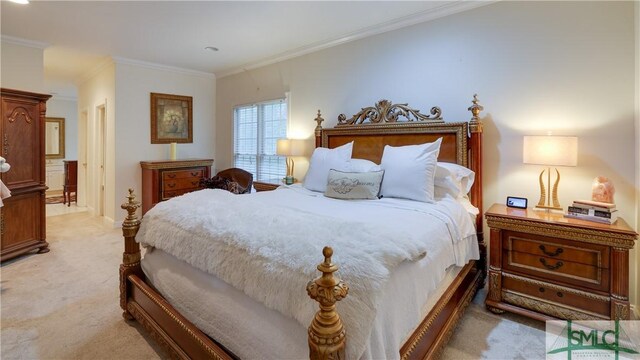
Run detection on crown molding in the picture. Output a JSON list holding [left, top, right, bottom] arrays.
[[50, 94, 78, 102], [76, 57, 114, 86], [112, 56, 216, 79], [1, 35, 49, 49], [216, 0, 496, 78]]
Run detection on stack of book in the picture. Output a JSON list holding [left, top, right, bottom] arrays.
[[565, 200, 617, 224]]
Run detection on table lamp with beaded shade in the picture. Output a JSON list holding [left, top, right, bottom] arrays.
[[523, 135, 578, 210]]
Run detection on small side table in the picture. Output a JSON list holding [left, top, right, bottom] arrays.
[[485, 203, 637, 320], [253, 178, 285, 192], [63, 160, 78, 207]]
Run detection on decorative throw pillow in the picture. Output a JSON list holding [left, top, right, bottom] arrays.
[[303, 142, 353, 192], [324, 169, 384, 200], [434, 162, 475, 199], [379, 138, 442, 203], [350, 158, 382, 172]]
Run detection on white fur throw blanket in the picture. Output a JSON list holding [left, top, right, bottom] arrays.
[[137, 189, 432, 359]]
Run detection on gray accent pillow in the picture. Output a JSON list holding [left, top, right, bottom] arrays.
[[324, 169, 384, 200]]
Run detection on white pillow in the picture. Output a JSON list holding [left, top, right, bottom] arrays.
[[350, 158, 382, 172], [379, 138, 442, 203], [434, 162, 475, 199], [303, 142, 353, 192]]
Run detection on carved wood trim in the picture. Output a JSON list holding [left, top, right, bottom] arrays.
[[127, 302, 185, 360], [400, 262, 481, 359], [502, 291, 608, 320], [488, 271, 501, 302], [486, 216, 637, 249], [8, 106, 33, 123], [129, 276, 233, 359], [337, 99, 443, 126], [306, 247, 348, 360], [501, 272, 610, 302]]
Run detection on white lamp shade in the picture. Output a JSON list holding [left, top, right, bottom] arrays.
[[523, 136, 578, 167], [276, 139, 305, 156]]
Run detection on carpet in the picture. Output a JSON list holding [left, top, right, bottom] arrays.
[[45, 194, 76, 204], [1, 211, 547, 359]]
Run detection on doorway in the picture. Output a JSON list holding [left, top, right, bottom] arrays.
[[94, 104, 106, 217]]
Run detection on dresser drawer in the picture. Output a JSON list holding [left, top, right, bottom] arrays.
[[162, 177, 203, 192], [502, 273, 610, 319], [502, 231, 609, 292], [162, 168, 204, 181], [162, 188, 198, 200]]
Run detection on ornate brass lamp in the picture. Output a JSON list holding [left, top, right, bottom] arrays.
[[276, 139, 305, 185], [523, 135, 578, 210]]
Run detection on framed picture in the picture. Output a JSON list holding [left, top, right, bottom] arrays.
[[150, 92, 193, 144]]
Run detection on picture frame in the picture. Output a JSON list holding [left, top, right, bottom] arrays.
[[150, 92, 193, 144]]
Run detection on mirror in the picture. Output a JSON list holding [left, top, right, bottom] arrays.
[[45, 117, 65, 159]]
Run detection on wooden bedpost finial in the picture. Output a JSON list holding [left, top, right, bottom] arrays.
[[121, 188, 141, 223], [120, 189, 142, 320], [315, 110, 325, 148], [120, 188, 141, 264], [306, 246, 349, 360], [468, 94, 484, 133], [314, 110, 324, 135]]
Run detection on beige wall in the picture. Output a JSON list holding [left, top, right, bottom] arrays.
[[634, 0, 639, 317], [0, 39, 45, 93], [113, 61, 216, 224], [217, 1, 639, 309], [77, 61, 116, 220]]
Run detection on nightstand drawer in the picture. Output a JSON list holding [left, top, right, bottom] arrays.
[[502, 232, 609, 268], [503, 249, 609, 291], [502, 273, 610, 319], [162, 169, 204, 181], [501, 231, 609, 292]]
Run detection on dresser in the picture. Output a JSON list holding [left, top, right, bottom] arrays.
[[63, 160, 77, 206], [140, 159, 213, 215], [1, 88, 51, 262], [485, 204, 637, 320]]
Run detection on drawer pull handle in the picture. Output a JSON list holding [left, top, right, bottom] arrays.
[[167, 183, 176, 188], [539, 245, 563, 257], [539, 287, 545, 293], [191, 171, 199, 177], [539, 258, 564, 270], [191, 180, 199, 186], [168, 174, 176, 179], [557, 292, 564, 298]]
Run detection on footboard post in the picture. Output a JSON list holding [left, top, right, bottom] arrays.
[[306, 247, 349, 360], [120, 188, 142, 320]]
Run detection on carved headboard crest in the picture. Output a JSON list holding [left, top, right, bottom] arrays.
[[336, 99, 443, 126]]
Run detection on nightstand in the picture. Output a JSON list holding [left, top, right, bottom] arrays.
[[485, 203, 637, 320], [253, 178, 286, 192]]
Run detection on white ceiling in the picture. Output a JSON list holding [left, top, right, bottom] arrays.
[[1, 1, 488, 97]]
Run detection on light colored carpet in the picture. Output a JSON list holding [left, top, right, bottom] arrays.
[[1, 212, 545, 359]]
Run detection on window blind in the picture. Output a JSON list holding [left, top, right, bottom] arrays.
[[233, 99, 287, 182]]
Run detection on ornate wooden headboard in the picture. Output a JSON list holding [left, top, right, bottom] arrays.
[[313, 95, 485, 245]]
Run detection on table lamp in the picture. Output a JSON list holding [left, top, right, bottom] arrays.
[[276, 139, 305, 185], [523, 135, 578, 210]]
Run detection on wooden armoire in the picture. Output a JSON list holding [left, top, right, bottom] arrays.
[[1, 88, 51, 261]]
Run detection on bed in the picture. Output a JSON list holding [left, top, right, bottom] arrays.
[[119, 95, 486, 359]]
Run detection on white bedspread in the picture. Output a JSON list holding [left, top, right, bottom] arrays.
[[137, 185, 478, 359]]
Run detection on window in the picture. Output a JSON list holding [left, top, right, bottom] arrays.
[[233, 98, 287, 181]]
